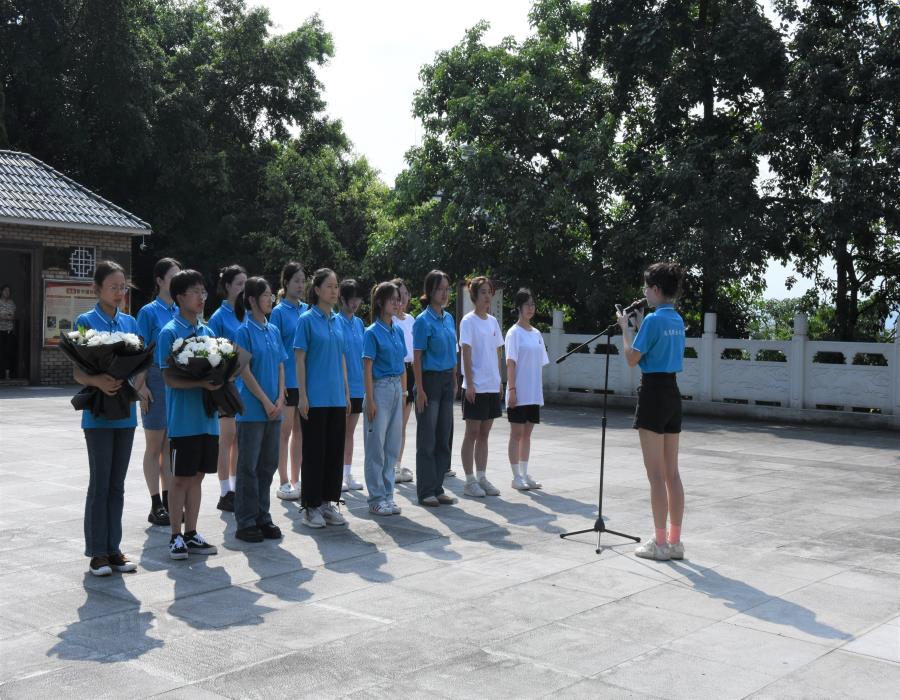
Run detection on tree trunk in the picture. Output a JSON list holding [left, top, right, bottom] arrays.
[[698, 0, 717, 316], [834, 238, 852, 341]]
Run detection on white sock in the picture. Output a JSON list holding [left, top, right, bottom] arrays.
[[520, 461, 529, 477], [228, 476, 236, 491], [466, 473, 477, 483], [343, 464, 351, 479], [476, 470, 486, 481], [510, 463, 520, 478], [220, 479, 230, 496]]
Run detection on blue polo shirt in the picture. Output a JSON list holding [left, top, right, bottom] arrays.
[[235, 318, 287, 422], [74, 304, 141, 430], [632, 304, 685, 374], [413, 307, 457, 372], [157, 314, 220, 437], [363, 319, 406, 379], [338, 313, 365, 398], [293, 306, 348, 408], [137, 297, 178, 365], [269, 299, 308, 389], [208, 301, 241, 341]]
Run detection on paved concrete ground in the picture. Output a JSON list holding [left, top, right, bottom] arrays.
[[0, 387, 898, 699]]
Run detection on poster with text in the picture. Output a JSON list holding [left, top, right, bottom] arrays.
[[43, 280, 129, 347]]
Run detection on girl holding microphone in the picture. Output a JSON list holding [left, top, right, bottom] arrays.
[[617, 262, 686, 561]]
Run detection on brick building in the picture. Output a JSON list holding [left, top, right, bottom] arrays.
[[0, 150, 151, 385]]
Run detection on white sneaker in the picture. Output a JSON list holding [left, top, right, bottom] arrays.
[[301, 507, 326, 528], [319, 502, 347, 526], [668, 541, 685, 560], [511, 476, 531, 490], [478, 477, 500, 496], [369, 502, 393, 516], [276, 482, 300, 500], [344, 473, 363, 490], [445, 468, 457, 478], [388, 500, 402, 514], [463, 480, 486, 498], [399, 467, 414, 482], [523, 474, 542, 490], [635, 539, 671, 561]]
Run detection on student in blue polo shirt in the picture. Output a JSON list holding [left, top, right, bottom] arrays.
[[618, 262, 687, 562], [208, 264, 246, 514], [270, 261, 307, 501], [412, 269, 459, 507], [136, 256, 182, 528], [338, 279, 366, 492], [159, 269, 220, 561], [294, 268, 350, 529], [73, 260, 143, 577], [362, 282, 407, 515], [232, 277, 287, 543]]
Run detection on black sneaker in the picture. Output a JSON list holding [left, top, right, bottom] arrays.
[[108, 552, 138, 573], [184, 531, 217, 555], [217, 491, 235, 513], [89, 556, 112, 576], [148, 504, 170, 526], [235, 526, 264, 543], [169, 534, 188, 560], [259, 523, 282, 540]]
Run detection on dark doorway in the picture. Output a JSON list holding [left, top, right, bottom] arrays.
[[0, 243, 40, 385]]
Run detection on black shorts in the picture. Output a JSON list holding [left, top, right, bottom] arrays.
[[284, 388, 299, 407], [405, 363, 415, 404], [507, 404, 540, 424], [633, 373, 682, 434], [349, 397, 363, 415], [170, 434, 219, 477], [462, 392, 502, 421]]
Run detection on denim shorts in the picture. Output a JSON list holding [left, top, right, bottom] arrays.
[[141, 365, 167, 430]]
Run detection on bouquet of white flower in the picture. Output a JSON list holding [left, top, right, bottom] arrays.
[[59, 326, 156, 420], [165, 335, 248, 417]]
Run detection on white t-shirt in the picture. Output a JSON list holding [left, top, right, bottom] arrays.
[[505, 324, 549, 407], [458, 311, 504, 392], [393, 313, 415, 363]]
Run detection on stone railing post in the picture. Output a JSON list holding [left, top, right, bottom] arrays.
[[546, 309, 563, 391], [790, 312, 808, 409], [891, 328, 900, 416], [699, 312, 716, 401]]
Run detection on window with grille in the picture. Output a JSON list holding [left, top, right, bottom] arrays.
[[69, 247, 96, 279]]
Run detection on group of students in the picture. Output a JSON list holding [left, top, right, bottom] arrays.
[[74, 259, 555, 576]]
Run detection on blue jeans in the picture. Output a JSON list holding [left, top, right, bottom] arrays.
[[83, 428, 135, 557], [415, 370, 454, 500], [363, 376, 403, 506], [235, 420, 281, 530]]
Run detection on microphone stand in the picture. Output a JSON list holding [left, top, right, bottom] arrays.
[[556, 320, 641, 553]]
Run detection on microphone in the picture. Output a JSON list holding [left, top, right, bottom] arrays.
[[621, 298, 648, 317]]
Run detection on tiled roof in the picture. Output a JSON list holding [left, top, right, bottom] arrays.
[[0, 150, 151, 234]]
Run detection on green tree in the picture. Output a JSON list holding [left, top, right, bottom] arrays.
[[583, 0, 787, 323], [766, 0, 899, 340]]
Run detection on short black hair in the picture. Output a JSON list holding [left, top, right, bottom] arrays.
[[339, 278, 364, 306], [419, 270, 450, 305], [513, 288, 534, 314], [370, 281, 399, 323], [93, 260, 125, 287], [644, 262, 683, 299], [170, 269, 206, 300]]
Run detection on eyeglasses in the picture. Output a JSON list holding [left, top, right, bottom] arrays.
[[104, 285, 130, 294], [184, 289, 208, 300]]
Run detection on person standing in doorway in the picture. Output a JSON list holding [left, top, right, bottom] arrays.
[[0, 284, 17, 379]]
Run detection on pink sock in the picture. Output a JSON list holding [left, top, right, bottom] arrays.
[[668, 525, 681, 544], [655, 528, 667, 546]]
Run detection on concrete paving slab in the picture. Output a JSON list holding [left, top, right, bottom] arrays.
[[1, 386, 898, 697]]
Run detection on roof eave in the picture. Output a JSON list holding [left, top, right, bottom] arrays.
[[0, 216, 151, 237]]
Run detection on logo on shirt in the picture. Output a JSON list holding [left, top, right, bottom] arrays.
[[663, 329, 684, 337]]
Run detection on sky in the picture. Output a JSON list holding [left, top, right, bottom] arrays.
[[259, 0, 820, 299]]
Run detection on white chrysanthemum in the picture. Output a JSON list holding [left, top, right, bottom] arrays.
[[219, 341, 234, 355], [207, 352, 222, 368], [176, 350, 193, 365], [121, 333, 141, 348], [84, 329, 98, 339], [87, 335, 103, 346], [172, 337, 184, 351], [67, 331, 82, 340]]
